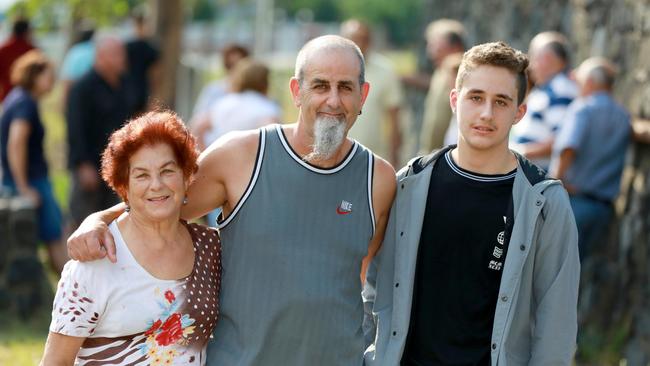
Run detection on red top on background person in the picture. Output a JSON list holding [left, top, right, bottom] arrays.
[[0, 18, 35, 101]]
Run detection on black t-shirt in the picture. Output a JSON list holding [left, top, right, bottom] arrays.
[[402, 150, 515, 366], [66, 69, 135, 170], [126, 38, 159, 113], [0, 87, 48, 184]]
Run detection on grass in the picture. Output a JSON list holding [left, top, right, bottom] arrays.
[[0, 305, 52, 365]]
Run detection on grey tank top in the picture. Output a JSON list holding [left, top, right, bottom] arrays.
[[206, 124, 375, 366]]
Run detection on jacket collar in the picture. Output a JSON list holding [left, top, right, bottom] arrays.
[[410, 145, 549, 187]]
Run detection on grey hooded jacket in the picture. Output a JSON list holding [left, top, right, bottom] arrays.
[[364, 146, 580, 365]]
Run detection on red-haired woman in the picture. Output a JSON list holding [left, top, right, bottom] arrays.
[[41, 111, 221, 365]]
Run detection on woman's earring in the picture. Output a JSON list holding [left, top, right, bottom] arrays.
[[183, 196, 188, 205], [125, 202, 130, 212]]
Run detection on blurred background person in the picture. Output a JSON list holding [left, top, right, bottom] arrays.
[[341, 18, 404, 166], [66, 35, 135, 230], [125, 11, 160, 115], [418, 18, 465, 154], [550, 57, 631, 261], [511, 31, 577, 171], [0, 50, 67, 274], [41, 111, 221, 365], [192, 59, 280, 151], [438, 53, 463, 147], [191, 59, 280, 227], [59, 21, 96, 105], [0, 17, 35, 101], [190, 43, 249, 124]]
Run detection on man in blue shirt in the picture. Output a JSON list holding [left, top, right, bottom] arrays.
[[550, 57, 631, 260]]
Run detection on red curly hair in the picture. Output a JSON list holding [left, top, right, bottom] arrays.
[[101, 110, 199, 201]]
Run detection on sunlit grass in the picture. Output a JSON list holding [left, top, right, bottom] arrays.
[[0, 307, 51, 365]]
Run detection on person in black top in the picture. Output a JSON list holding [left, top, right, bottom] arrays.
[[125, 12, 160, 114], [1, 50, 68, 274], [66, 36, 136, 228], [403, 149, 515, 365]]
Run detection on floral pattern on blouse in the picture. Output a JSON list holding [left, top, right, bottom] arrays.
[[137, 288, 197, 363]]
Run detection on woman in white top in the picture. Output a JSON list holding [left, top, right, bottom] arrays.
[[41, 111, 221, 366], [192, 58, 281, 151]]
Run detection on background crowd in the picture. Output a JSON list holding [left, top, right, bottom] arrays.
[[0, 0, 648, 364]]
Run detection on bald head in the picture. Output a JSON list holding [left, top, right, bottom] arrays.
[[95, 36, 126, 79], [340, 19, 371, 55], [425, 19, 466, 66], [295, 35, 365, 87], [528, 31, 571, 84], [575, 57, 617, 95]]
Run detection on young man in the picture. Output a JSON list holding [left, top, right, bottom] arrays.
[[364, 42, 580, 365]]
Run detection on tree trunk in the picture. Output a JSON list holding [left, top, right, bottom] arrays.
[[149, 0, 184, 109]]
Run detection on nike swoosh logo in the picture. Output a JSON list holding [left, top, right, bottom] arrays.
[[336, 207, 352, 215]]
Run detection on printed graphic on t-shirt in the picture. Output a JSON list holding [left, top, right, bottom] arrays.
[[488, 216, 507, 271]]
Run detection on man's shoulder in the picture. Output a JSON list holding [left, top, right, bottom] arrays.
[[372, 154, 396, 182], [208, 127, 262, 156]]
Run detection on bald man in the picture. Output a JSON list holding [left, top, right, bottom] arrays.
[[511, 32, 578, 170], [67, 35, 396, 365], [550, 57, 631, 261], [341, 19, 404, 166], [66, 36, 136, 228]]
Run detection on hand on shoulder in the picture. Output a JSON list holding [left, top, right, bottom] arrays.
[[67, 214, 115, 263]]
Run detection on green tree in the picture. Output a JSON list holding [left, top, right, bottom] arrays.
[[274, 0, 424, 45], [9, 0, 139, 30]]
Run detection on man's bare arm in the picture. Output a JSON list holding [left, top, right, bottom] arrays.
[[182, 128, 260, 220], [68, 129, 259, 263], [67, 203, 126, 263], [361, 156, 397, 284]]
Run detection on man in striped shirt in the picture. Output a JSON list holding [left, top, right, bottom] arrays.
[[511, 32, 577, 171]]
